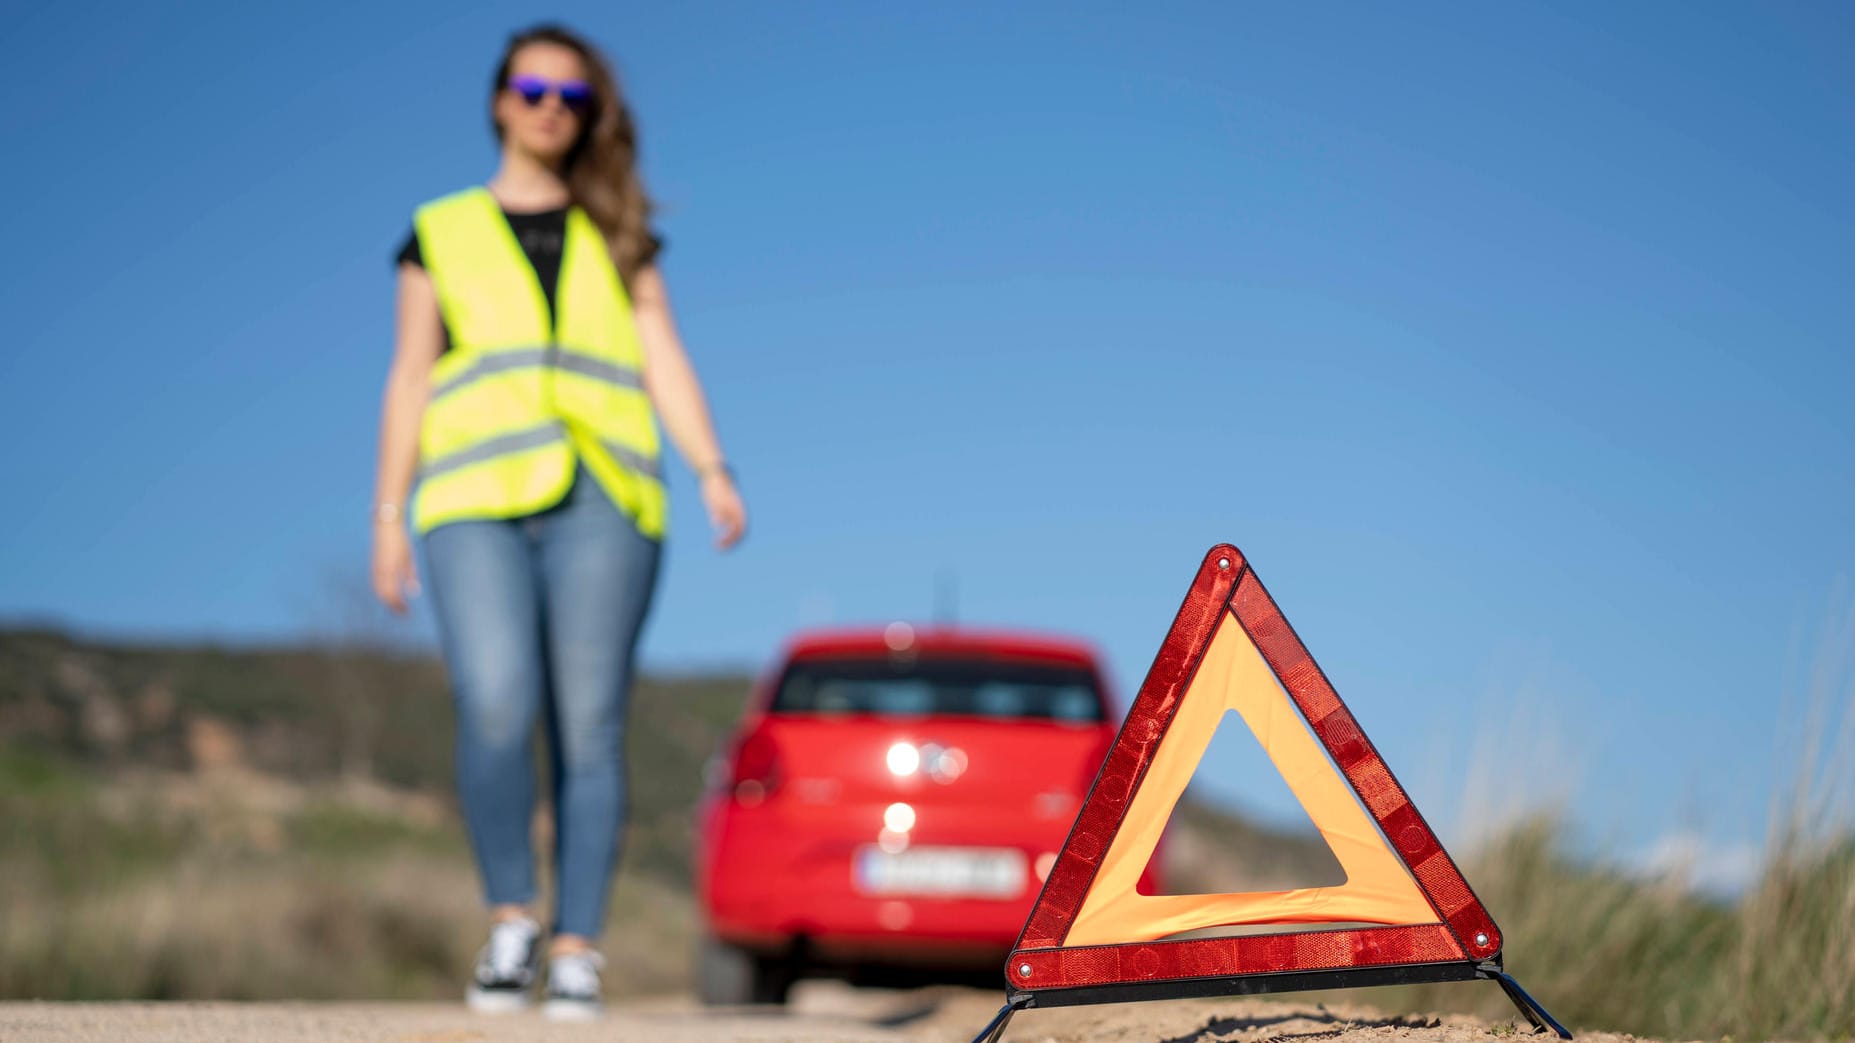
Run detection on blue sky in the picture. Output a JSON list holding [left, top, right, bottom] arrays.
[[3, 2, 1851, 888]]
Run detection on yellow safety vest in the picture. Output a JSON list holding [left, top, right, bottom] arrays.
[[411, 187, 666, 538]]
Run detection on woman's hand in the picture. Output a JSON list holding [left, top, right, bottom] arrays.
[[372, 520, 421, 614], [701, 471, 747, 550]]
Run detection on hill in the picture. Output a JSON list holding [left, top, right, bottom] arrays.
[[0, 627, 1325, 1000]]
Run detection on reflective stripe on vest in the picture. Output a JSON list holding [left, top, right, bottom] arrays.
[[430, 347, 644, 403], [410, 188, 665, 537]]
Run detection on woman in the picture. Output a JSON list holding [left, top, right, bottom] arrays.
[[369, 24, 745, 1020]]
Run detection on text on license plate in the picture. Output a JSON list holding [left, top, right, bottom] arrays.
[[854, 846, 1027, 898]]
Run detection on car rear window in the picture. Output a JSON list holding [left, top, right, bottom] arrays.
[[772, 658, 1105, 722]]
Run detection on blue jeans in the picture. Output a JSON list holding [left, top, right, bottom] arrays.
[[421, 468, 661, 939]]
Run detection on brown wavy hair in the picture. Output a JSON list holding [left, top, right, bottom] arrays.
[[491, 25, 658, 282]]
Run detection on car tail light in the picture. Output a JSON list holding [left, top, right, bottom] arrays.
[[730, 728, 782, 806]]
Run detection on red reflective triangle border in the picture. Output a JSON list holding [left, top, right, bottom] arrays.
[[1007, 545, 1501, 992]]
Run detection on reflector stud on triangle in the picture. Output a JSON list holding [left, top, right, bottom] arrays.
[[967, 546, 1570, 1043]]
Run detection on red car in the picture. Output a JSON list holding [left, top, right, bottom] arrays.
[[694, 623, 1161, 1004]]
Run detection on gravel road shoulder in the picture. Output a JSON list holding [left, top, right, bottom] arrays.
[[0, 983, 1636, 1043]]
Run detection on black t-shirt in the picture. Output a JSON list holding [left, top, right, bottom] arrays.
[[395, 207, 661, 351]]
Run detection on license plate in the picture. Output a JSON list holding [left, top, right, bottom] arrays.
[[854, 846, 1026, 898]]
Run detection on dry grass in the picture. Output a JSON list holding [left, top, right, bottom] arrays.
[[1378, 604, 1855, 1042], [1370, 817, 1854, 1040], [0, 754, 697, 1002]]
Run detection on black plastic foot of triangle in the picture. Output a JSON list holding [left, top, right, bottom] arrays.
[[968, 995, 1030, 1043], [1485, 966, 1572, 1039]]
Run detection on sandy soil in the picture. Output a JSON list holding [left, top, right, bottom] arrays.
[[0, 982, 1630, 1043]]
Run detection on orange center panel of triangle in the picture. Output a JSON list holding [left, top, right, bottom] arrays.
[[967, 545, 1570, 1043]]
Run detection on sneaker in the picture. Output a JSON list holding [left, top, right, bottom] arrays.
[[542, 949, 605, 1021], [466, 916, 541, 1013]]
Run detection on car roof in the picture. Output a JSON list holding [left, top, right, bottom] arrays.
[[780, 625, 1103, 668]]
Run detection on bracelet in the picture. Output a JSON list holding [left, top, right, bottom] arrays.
[[697, 461, 736, 482], [373, 502, 403, 523]]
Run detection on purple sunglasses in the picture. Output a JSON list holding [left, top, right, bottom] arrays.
[[506, 74, 593, 113]]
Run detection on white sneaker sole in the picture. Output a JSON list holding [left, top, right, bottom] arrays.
[[466, 986, 533, 1013], [542, 998, 603, 1022]]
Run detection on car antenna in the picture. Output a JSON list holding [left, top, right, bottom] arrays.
[[934, 567, 958, 628]]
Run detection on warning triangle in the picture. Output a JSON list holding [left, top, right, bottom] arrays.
[[1007, 544, 1502, 993]]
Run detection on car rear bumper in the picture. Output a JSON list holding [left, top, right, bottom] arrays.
[[701, 803, 1062, 965]]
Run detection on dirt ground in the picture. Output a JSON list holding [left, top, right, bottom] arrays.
[[0, 982, 1635, 1043]]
